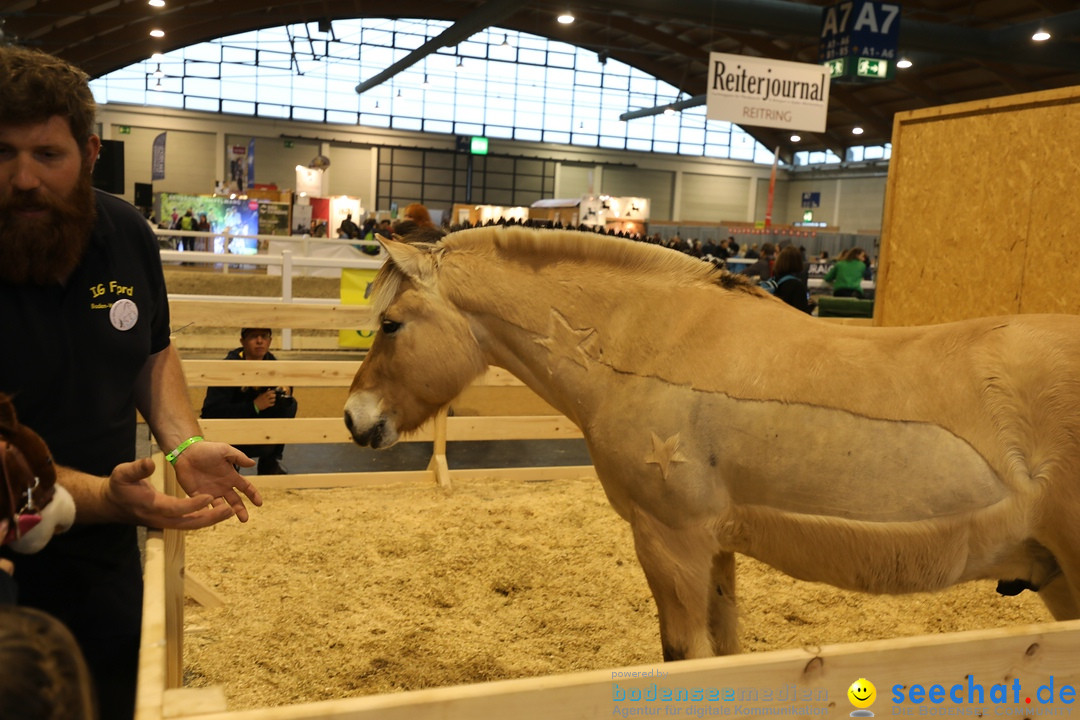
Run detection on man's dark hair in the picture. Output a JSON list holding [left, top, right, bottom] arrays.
[[0, 45, 97, 146]]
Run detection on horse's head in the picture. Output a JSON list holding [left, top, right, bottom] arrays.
[[0, 395, 75, 554], [344, 238, 486, 448]]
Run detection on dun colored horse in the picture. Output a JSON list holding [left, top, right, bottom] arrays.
[[345, 226, 1080, 660]]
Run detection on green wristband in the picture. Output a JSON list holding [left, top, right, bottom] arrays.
[[166, 436, 204, 464]]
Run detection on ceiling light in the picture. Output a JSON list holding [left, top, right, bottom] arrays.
[[663, 105, 675, 116], [455, 57, 464, 71], [422, 74, 430, 87], [1032, 29, 1051, 42], [148, 0, 165, 6], [152, 79, 164, 91], [790, 134, 801, 143], [149, 28, 165, 38], [852, 126, 864, 135], [150, 52, 164, 61], [557, 13, 575, 24], [500, 34, 510, 47], [396, 88, 402, 98], [153, 63, 164, 78], [896, 57, 913, 69]]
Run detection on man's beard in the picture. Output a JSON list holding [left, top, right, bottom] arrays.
[[0, 165, 97, 286]]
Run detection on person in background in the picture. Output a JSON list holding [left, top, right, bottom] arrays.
[[824, 247, 868, 298], [201, 328, 298, 476], [768, 245, 813, 314], [337, 212, 360, 239], [0, 605, 98, 720], [396, 202, 445, 242], [354, 216, 380, 256], [0, 45, 262, 720], [195, 212, 211, 251], [740, 242, 775, 281]]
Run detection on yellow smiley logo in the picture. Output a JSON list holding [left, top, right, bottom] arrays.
[[848, 677, 876, 709]]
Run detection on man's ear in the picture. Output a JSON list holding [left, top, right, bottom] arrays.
[[85, 135, 102, 170]]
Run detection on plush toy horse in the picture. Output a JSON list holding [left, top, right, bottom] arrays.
[[0, 395, 75, 554]]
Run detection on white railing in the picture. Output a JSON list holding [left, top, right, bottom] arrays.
[[157, 229, 385, 350]]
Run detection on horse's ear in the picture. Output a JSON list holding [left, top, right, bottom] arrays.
[[380, 238, 431, 281]]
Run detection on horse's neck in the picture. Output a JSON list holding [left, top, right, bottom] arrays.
[[445, 256, 655, 424]]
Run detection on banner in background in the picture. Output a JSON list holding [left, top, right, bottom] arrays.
[[706, 52, 829, 132], [151, 132, 166, 181], [339, 269, 378, 349], [247, 138, 256, 184]]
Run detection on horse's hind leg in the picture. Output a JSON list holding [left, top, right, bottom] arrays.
[[629, 508, 738, 660]]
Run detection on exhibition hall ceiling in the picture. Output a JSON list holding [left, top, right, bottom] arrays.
[[3, 0, 1079, 160]]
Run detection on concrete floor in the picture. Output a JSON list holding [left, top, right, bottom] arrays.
[[265, 438, 592, 476]]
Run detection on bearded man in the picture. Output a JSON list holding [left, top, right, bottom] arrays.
[[0, 45, 264, 720]]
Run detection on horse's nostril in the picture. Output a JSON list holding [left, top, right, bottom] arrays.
[[344, 411, 354, 432]]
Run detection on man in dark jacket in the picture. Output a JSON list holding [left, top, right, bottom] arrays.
[[201, 328, 298, 475]]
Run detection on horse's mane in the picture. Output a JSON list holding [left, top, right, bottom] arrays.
[[371, 226, 763, 318]]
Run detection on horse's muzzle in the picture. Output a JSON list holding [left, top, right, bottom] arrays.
[[349, 416, 388, 448], [344, 393, 400, 449]]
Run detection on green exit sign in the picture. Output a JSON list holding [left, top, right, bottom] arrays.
[[857, 57, 890, 78], [824, 56, 893, 82], [119, 125, 132, 134], [470, 136, 489, 155]]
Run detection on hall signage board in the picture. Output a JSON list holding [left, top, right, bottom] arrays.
[[706, 52, 830, 133], [819, 1, 901, 82]]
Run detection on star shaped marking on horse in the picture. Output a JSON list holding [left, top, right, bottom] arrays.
[[536, 309, 598, 373], [645, 431, 688, 481]]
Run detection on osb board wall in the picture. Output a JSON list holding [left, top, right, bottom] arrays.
[[876, 86, 1080, 327]]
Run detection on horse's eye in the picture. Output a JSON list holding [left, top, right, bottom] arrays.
[[381, 319, 402, 335]]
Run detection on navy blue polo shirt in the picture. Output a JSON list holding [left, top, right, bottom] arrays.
[[0, 190, 171, 652], [0, 189, 171, 476]]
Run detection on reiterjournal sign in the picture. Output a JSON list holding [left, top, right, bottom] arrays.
[[706, 52, 830, 133]]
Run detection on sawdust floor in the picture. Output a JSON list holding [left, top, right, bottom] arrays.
[[183, 476, 1052, 711]]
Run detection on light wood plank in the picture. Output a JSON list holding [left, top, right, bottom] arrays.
[[245, 466, 596, 491], [183, 360, 361, 387], [170, 300, 373, 331], [184, 571, 226, 609], [172, 618, 1080, 719], [163, 687, 228, 717], [197, 416, 583, 445]]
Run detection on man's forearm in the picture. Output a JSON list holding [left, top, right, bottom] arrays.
[[136, 343, 203, 453], [55, 466, 119, 524]]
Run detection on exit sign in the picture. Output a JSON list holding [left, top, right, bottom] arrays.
[[119, 125, 132, 134], [470, 136, 489, 155], [857, 57, 889, 78]]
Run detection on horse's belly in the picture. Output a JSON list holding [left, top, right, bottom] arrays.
[[712, 396, 1008, 522]]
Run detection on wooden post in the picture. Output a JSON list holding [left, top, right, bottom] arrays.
[[162, 458, 185, 689], [427, 406, 451, 489], [135, 457, 168, 720]]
